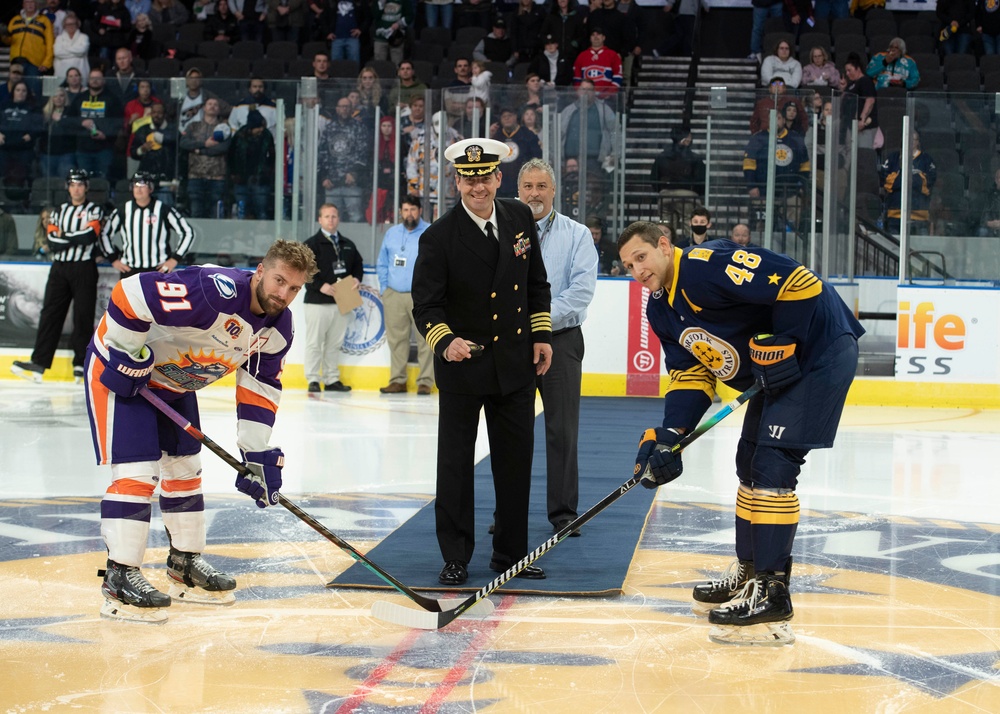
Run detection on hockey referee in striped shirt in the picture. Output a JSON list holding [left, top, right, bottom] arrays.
[[12, 169, 110, 384], [101, 171, 195, 279]]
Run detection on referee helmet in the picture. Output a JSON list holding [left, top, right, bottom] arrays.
[[130, 171, 158, 191], [66, 168, 90, 186]]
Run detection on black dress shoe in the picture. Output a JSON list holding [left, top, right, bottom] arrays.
[[488, 522, 495, 534], [438, 560, 468, 586], [489, 559, 546, 579], [307, 382, 321, 393], [325, 381, 351, 392], [554, 518, 582, 537]]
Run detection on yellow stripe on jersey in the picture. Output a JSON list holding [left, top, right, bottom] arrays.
[[425, 323, 454, 351], [530, 312, 552, 332], [666, 364, 716, 401], [735, 484, 753, 522], [776, 265, 822, 302], [751, 490, 800, 525]]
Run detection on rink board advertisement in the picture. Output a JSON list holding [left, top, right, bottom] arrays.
[[894, 286, 1000, 382]]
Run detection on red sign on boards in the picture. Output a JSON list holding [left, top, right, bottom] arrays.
[[625, 281, 661, 396]]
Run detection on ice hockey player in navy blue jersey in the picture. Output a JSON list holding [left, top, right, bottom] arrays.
[[617, 221, 864, 645]]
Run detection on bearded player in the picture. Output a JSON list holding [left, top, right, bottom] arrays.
[[617, 221, 864, 645], [84, 240, 317, 623]]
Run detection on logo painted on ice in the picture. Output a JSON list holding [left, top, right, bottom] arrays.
[[211, 273, 238, 299], [343, 282, 386, 356]]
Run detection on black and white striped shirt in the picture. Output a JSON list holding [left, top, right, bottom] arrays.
[[47, 201, 106, 262], [101, 199, 196, 269]]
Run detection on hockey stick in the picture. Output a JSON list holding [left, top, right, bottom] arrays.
[[139, 386, 494, 617], [371, 382, 762, 630]]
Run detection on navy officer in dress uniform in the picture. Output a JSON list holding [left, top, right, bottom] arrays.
[[412, 138, 554, 586]]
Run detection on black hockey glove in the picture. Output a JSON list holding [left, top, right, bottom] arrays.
[[635, 427, 683, 489], [749, 333, 800, 395], [238, 447, 284, 508]]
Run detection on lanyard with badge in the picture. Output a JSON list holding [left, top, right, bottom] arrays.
[[330, 234, 347, 278], [538, 211, 555, 244], [394, 229, 409, 269]]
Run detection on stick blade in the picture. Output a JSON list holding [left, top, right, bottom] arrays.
[[371, 600, 447, 629], [437, 597, 494, 617]]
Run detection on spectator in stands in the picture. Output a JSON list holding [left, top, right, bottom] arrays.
[[373, 0, 412, 66], [976, 168, 1000, 235], [750, 77, 807, 134], [760, 39, 802, 88], [656, 0, 709, 61], [840, 53, 878, 149], [150, 0, 191, 28], [938, 0, 974, 56], [866, 37, 920, 89], [123, 78, 161, 174], [649, 126, 705, 197], [688, 206, 714, 245], [389, 59, 427, 108], [356, 66, 389, 126], [406, 110, 459, 213], [131, 101, 176, 202], [267, 0, 304, 45], [128, 12, 157, 61], [192, 0, 217, 23], [205, 0, 240, 42], [748, 0, 783, 63], [743, 110, 810, 229], [443, 57, 473, 120], [106, 48, 143, 103], [492, 106, 543, 197], [91, 0, 132, 61], [587, 0, 637, 68], [449, 57, 473, 90], [370, 115, 398, 222], [125, 0, 151, 23], [881, 132, 936, 235], [231, 0, 266, 42], [230, 77, 278, 133], [474, 17, 516, 66], [4, 0, 54, 89], [458, 96, 487, 138], [0, 81, 42, 201], [400, 93, 425, 155], [469, 60, 492, 104], [42, 87, 76, 178], [61, 66, 84, 101], [66, 69, 122, 180], [42, 0, 66, 36], [541, 0, 586, 58], [801, 46, 840, 87], [731, 222, 753, 246], [781, 102, 802, 136], [321, 0, 366, 62], [560, 79, 617, 176], [178, 67, 225, 133], [531, 34, 574, 86], [229, 109, 275, 220], [53, 12, 88, 82], [573, 26, 623, 98], [521, 105, 542, 145], [179, 97, 231, 218], [0, 63, 26, 108], [588, 214, 620, 275], [510, 0, 546, 64], [804, 97, 833, 182], [424, 0, 455, 31], [305, 0, 329, 43], [319, 95, 369, 222], [520, 72, 545, 108], [977, 0, 1000, 55]]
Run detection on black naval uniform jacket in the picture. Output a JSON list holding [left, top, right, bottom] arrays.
[[412, 198, 552, 395], [302, 230, 365, 305]]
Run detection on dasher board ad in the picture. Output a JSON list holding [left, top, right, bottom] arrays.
[[895, 286, 1000, 383]]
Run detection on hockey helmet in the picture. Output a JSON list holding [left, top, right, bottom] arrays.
[[130, 171, 157, 191], [66, 168, 90, 186]]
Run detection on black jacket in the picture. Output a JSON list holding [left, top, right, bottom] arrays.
[[412, 198, 551, 396], [529, 50, 574, 86], [303, 230, 365, 305]]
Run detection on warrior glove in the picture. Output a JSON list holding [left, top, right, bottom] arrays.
[[635, 427, 684, 489], [98, 345, 154, 398], [238, 448, 284, 508], [749, 333, 800, 395]]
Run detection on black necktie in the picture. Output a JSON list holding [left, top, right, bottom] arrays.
[[486, 222, 496, 241]]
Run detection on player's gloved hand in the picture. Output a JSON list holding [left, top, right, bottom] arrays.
[[749, 333, 800, 395], [98, 345, 154, 398], [238, 448, 284, 508], [635, 427, 684, 489]]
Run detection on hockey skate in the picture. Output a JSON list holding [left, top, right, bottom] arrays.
[[707, 572, 795, 646], [691, 559, 755, 616], [10, 360, 44, 383], [73, 366, 84, 384], [166, 548, 237, 605], [100, 559, 171, 624]]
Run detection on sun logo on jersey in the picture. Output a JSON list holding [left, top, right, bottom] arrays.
[[157, 349, 239, 390], [679, 328, 739, 379]]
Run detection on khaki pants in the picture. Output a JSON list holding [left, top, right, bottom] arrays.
[[382, 288, 434, 388]]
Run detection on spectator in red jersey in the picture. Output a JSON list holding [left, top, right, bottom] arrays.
[[572, 27, 622, 98]]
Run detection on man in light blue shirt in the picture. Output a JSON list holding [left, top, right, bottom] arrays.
[[518, 158, 598, 535], [376, 195, 434, 394]]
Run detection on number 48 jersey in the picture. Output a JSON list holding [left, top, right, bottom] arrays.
[[646, 240, 865, 426]]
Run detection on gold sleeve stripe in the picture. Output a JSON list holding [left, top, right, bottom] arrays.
[[666, 366, 716, 401], [743, 158, 757, 170], [751, 492, 800, 526], [530, 312, 552, 332], [776, 265, 822, 302], [735, 484, 753, 521], [425, 323, 454, 351]]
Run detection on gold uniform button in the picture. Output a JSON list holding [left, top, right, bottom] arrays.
[[491, 292, 497, 298], [513, 284, 519, 291], [517, 307, 521, 312], [493, 314, 498, 320], [493, 336, 499, 342], [517, 328, 522, 335]]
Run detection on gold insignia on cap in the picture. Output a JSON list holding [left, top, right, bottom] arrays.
[[466, 145, 483, 162]]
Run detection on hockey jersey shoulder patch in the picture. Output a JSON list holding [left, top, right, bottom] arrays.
[[210, 272, 239, 300]]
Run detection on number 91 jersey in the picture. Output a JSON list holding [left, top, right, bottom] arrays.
[[646, 239, 864, 412]]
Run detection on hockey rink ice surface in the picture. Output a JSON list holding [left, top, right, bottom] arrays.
[[0, 382, 998, 713]]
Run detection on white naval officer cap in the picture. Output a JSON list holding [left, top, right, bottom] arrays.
[[445, 138, 512, 177]]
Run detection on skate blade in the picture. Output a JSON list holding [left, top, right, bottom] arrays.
[[10, 366, 42, 383], [708, 622, 795, 647], [168, 583, 236, 605], [100, 598, 169, 624]]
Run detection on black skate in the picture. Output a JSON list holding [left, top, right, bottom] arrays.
[[691, 559, 755, 615], [11, 360, 44, 383], [166, 548, 237, 605], [100, 559, 171, 624], [707, 572, 795, 646]]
